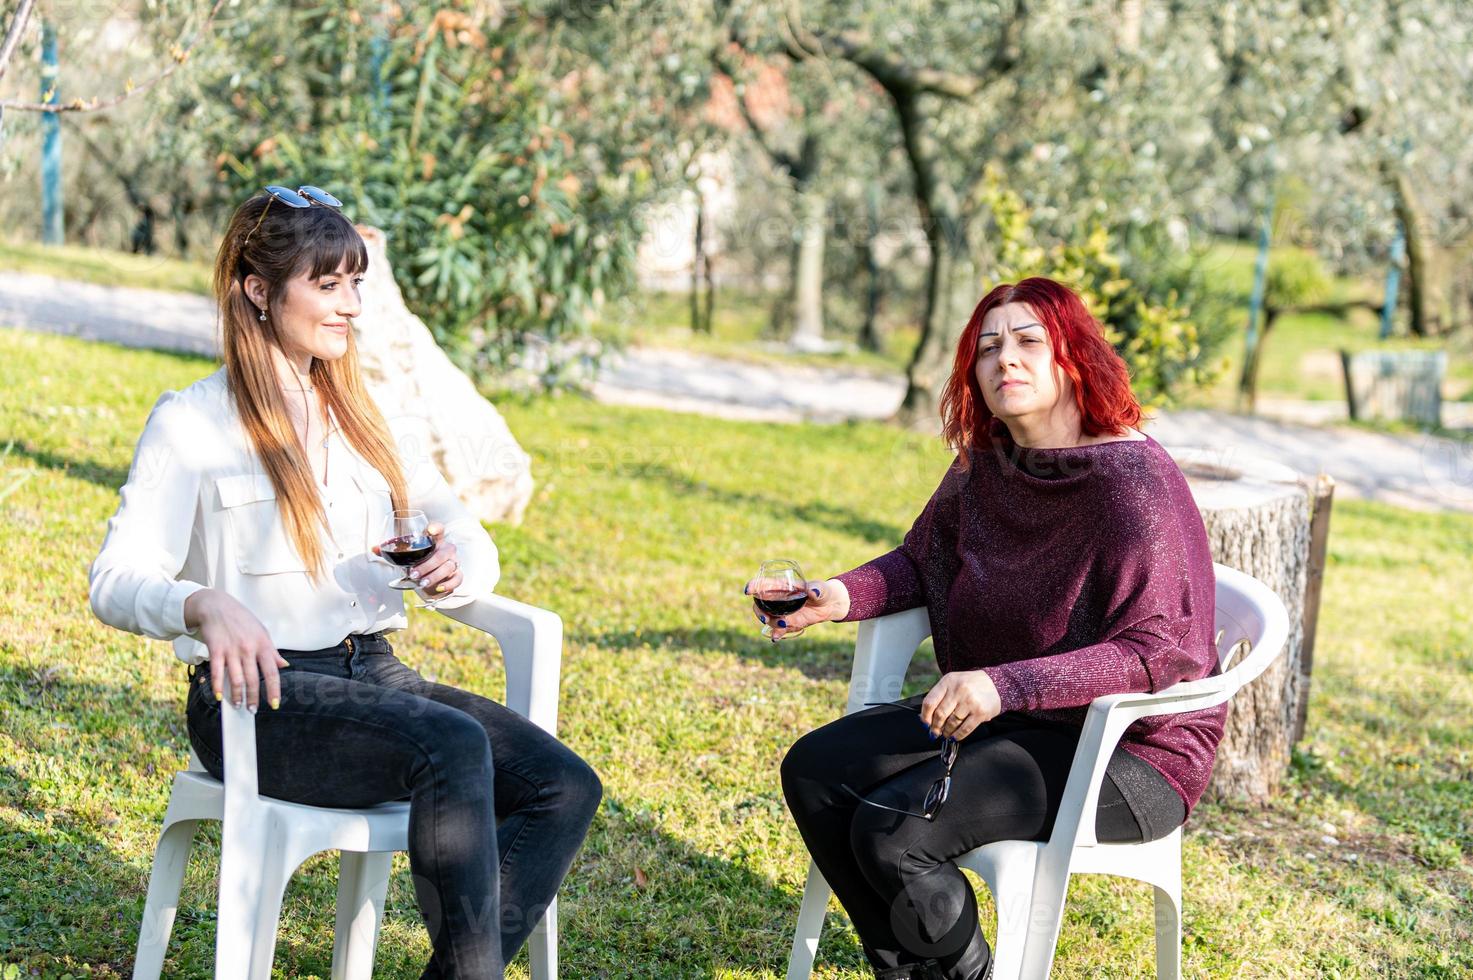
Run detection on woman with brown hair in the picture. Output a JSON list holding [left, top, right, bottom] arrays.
[[90, 186, 600, 978], [749, 277, 1222, 980]]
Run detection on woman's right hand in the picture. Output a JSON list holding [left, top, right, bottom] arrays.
[[183, 589, 289, 712], [743, 576, 851, 641]]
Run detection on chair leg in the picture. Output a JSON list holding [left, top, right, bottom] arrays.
[[245, 839, 305, 980], [527, 895, 558, 980], [1152, 879, 1182, 980], [214, 815, 298, 980], [332, 851, 392, 980], [979, 851, 1037, 980], [786, 861, 831, 980], [213, 834, 267, 980], [132, 818, 202, 980]]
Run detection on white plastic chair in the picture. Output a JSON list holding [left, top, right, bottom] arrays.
[[131, 594, 565, 980], [786, 562, 1291, 980]]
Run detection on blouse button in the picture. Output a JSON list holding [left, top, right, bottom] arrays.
[[350, 600, 358, 608]]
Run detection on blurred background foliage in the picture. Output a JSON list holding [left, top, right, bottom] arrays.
[[2, 0, 1471, 406]]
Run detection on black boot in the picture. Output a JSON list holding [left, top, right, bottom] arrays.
[[914, 956, 994, 980]]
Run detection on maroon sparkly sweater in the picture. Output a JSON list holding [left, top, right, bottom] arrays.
[[835, 430, 1226, 815]]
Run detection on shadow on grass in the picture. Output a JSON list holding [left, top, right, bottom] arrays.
[[9, 440, 130, 490], [0, 667, 868, 978], [570, 624, 863, 682], [626, 461, 905, 547]]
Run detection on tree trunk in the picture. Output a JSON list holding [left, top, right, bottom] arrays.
[[789, 187, 828, 351], [1168, 448, 1335, 805], [1237, 306, 1280, 413], [690, 196, 711, 334], [1388, 164, 1449, 337], [352, 225, 534, 524], [859, 181, 885, 352], [893, 90, 970, 426], [898, 213, 967, 425]]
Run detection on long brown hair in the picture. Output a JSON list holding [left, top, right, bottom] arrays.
[[212, 193, 408, 579]]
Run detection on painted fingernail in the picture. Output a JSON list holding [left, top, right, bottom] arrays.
[[743, 583, 750, 595], [812, 586, 822, 597], [777, 619, 787, 628], [436, 584, 448, 593], [759, 614, 767, 623], [215, 690, 223, 702], [270, 697, 280, 710], [929, 731, 937, 740], [248, 703, 258, 716]]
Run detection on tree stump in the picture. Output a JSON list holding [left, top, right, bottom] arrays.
[[351, 226, 534, 524], [1165, 447, 1336, 805]]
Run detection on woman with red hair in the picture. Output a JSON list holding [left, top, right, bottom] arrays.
[[748, 278, 1223, 979]]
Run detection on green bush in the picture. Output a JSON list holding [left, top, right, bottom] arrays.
[[207, 5, 641, 390], [977, 168, 1229, 409], [1265, 249, 1332, 311]]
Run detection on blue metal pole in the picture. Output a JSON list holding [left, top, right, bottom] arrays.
[[1242, 187, 1275, 375], [369, 27, 389, 141], [40, 21, 63, 245], [1380, 223, 1404, 340]]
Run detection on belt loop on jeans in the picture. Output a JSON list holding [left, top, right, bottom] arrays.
[[346, 635, 355, 654]]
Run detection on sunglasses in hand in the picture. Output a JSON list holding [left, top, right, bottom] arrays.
[[840, 700, 958, 821]]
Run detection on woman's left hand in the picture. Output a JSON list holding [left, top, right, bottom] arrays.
[[920, 670, 1002, 740], [374, 522, 462, 596]]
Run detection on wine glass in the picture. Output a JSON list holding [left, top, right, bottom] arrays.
[[380, 509, 434, 591], [753, 558, 809, 638]]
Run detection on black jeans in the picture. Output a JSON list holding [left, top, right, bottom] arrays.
[[184, 632, 602, 979], [780, 697, 1186, 979]]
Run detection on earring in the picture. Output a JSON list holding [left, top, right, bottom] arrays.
[[258, 308, 267, 321]]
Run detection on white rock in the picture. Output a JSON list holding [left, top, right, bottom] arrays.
[[351, 226, 534, 524]]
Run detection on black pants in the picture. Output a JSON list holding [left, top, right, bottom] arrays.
[[185, 632, 601, 979], [780, 697, 1186, 979]]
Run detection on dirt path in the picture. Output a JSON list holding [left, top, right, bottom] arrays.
[[4, 270, 1469, 513]]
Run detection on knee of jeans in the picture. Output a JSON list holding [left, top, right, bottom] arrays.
[[560, 754, 603, 823], [429, 709, 493, 774]]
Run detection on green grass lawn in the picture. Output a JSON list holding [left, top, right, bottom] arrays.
[[0, 237, 214, 297], [2, 328, 1470, 977]]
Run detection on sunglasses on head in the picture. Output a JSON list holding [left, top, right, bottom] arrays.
[[243, 185, 344, 245]]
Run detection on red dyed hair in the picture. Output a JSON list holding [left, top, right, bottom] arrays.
[[940, 277, 1143, 462]]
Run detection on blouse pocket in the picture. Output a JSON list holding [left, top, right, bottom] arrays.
[[214, 473, 308, 575]]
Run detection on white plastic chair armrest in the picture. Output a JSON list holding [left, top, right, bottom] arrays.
[[438, 593, 563, 735], [1047, 678, 1231, 851], [844, 607, 932, 715], [217, 594, 562, 811], [1051, 633, 1292, 849]]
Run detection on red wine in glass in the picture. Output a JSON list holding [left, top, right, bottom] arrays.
[[380, 509, 433, 591], [382, 536, 434, 568], [755, 558, 808, 637], [754, 591, 809, 616]]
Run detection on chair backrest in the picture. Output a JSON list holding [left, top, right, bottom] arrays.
[[1209, 562, 1292, 699]]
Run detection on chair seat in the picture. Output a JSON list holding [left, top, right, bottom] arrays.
[[163, 770, 412, 855]]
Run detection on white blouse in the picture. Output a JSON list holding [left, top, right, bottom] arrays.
[[89, 368, 499, 664]]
